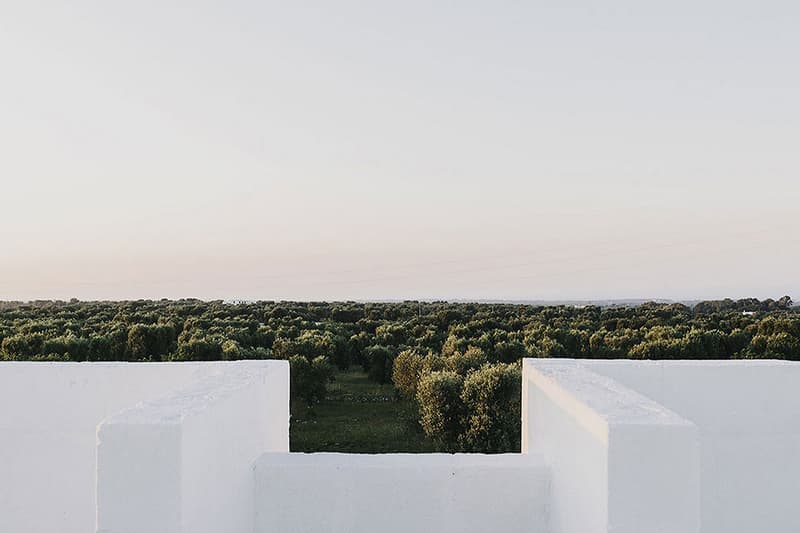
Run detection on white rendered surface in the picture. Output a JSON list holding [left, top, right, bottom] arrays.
[[254, 452, 551, 533], [0, 361, 288, 533], [0, 362, 208, 533], [96, 360, 289, 533], [5, 358, 799, 533], [584, 360, 800, 533], [523, 359, 700, 533]]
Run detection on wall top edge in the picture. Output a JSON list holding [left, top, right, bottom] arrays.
[[256, 452, 548, 467], [97, 361, 286, 428], [523, 357, 798, 367], [0, 360, 288, 368], [524, 359, 695, 430]]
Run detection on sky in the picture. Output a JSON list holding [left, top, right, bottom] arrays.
[[0, 1, 798, 302]]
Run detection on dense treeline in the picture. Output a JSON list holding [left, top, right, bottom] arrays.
[[1, 297, 797, 451]]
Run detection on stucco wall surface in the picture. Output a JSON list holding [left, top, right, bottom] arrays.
[[0, 361, 288, 533], [5, 358, 797, 533], [96, 360, 289, 533], [522, 359, 700, 533], [0, 362, 207, 533], [255, 452, 550, 533], [583, 359, 800, 533]]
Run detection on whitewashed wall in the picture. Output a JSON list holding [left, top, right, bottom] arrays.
[[255, 453, 551, 533], [5, 358, 797, 533], [522, 359, 701, 533], [0, 361, 288, 533], [584, 360, 800, 533], [0, 362, 206, 533], [96, 360, 289, 533]]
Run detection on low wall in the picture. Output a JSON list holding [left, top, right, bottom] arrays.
[[522, 359, 700, 533], [96, 360, 289, 533], [0, 362, 207, 533], [5, 358, 797, 533], [0, 361, 288, 533], [583, 360, 800, 533], [254, 453, 551, 533]]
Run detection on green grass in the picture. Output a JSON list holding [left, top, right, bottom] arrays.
[[290, 369, 437, 453]]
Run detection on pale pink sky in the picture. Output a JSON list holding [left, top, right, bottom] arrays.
[[1, 1, 798, 301]]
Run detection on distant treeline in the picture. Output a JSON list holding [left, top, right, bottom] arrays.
[[1, 297, 797, 451]]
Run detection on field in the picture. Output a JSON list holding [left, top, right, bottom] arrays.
[[291, 369, 435, 453]]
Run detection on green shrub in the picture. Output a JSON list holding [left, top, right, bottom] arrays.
[[173, 338, 222, 361], [445, 346, 487, 375], [290, 355, 333, 405], [493, 340, 527, 363], [628, 339, 678, 360], [273, 331, 336, 361], [331, 335, 353, 370], [392, 350, 448, 401], [221, 339, 242, 360], [441, 334, 468, 357], [460, 363, 521, 452], [1, 333, 44, 360], [244, 346, 274, 360], [416, 371, 465, 450], [748, 332, 800, 359], [362, 345, 395, 384], [392, 349, 426, 399], [421, 353, 447, 374]]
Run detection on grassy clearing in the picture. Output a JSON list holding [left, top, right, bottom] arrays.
[[290, 369, 436, 453]]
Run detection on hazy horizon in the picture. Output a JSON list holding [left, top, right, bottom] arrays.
[[2, 1, 798, 301]]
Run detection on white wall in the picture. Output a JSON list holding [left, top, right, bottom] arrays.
[[0, 361, 288, 533], [584, 360, 800, 533], [96, 360, 289, 533], [8, 358, 795, 533], [254, 453, 551, 533], [523, 359, 700, 533], [0, 362, 209, 533]]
